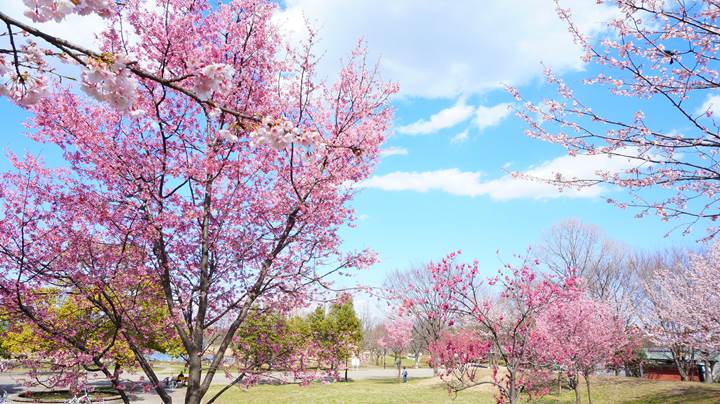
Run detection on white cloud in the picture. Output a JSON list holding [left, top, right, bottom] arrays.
[[396, 98, 474, 135], [359, 149, 644, 200], [361, 169, 485, 195], [697, 94, 720, 117], [451, 129, 470, 144], [475, 103, 512, 131], [275, 0, 616, 98], [397, 99, 512, 136], [379, 146, 409, 157]]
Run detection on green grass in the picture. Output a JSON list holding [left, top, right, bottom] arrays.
[[205, 375, 720, 404]]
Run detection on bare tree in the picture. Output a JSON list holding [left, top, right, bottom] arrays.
[[359, 305, 385, 366], [385, 265, 460, 373], [539, 219, 644, 326], [541, 219, 606, 280]]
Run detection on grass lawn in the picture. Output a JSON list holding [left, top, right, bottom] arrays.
[[205, 375, 720, 403]]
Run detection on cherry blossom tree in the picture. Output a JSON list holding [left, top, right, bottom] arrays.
[[643, 245, 720, 383], [378, 318, 413, 380], [0, 1, 397, 403], [416, 251, 580, 404], [387, 265, 456, 373], [513, 0, 720, 238], [428, 329, 491, 392], [534, 292, 630, 404]]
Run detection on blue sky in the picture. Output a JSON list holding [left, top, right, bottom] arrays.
[[0, 0, 708, 296], [270, 0, 705, 289], [342, 84, 696, 288]]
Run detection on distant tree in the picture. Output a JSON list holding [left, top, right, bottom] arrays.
[[643, 246, 720, 383], [0, 286, 180, 401], [0, 315, 10, 359], [378, 318, 413, 380], [420, 251, 579, 404], [206, 310, 311, 403], [307, 297, 363, 371], [387, 265, 455, 372], [407, 327, 426, 369], [232, 309, 302, 371], [359, 307, 384, 366], [539, 219, 649, 378], [534, 293, 630, 404], [539, 220, 643, 321]]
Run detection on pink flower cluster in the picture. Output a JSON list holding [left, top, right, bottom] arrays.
[[429, 330, 490, 372], [81, 56, 138, 110], [23, 0, 114, 23], [2, 76, 49, 106], [0, 44, 49, 106], [193, 63, 235, 100], [377, 318, 413, 355], [250, 116, 323, 150]]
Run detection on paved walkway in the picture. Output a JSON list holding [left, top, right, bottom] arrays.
[[1, 367, 435, 403]]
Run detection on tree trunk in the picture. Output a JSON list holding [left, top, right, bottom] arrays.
[[574, 385, 581, 404], [122, 332, 173, 404], [585, 371, 593, 404], [557, 372, 562, 396], [568, 373, 579, 404], [508, 369, 518, 404], [185, 177, 215, 404], [185, 353, 203, 404], [672, 346, 693, 382], [106, 363, 131, 404], [704, 360, 714, 383], [674, 357, 689, 381]]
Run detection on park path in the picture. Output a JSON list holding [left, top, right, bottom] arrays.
[[0, 367, 435, 403]]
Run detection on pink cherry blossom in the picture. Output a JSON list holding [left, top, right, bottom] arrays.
[[534, 292, 630, 403], [421, 251, 581, 404], [22, 0, 113, 23], [81, 57, 138, 110], [193, 63, 235, 100], [0, 2, 398, 404], [513, 1, 720, 238]]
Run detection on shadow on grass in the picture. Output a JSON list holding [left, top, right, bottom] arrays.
[[620, 386, 720, 404], [366, 377, 438, 385]]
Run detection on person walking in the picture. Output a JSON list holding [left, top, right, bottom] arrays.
[[402, 366, 408, 383]]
